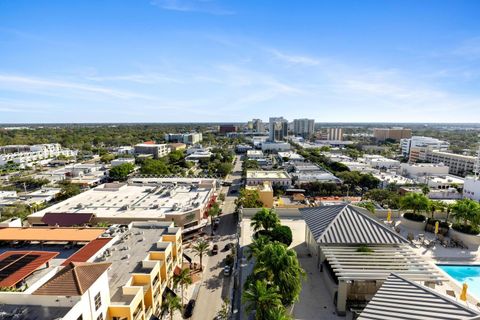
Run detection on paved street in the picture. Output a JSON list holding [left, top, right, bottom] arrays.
[[191, 155, 243, 320]]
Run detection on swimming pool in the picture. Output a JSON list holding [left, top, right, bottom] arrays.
[[438, 265, 480, 299]]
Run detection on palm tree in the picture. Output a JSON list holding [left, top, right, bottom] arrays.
[[451, 199, 480, 227], [245, 236, 269, 261], [253, 242, 305, 305], [250, 208, 280, 233], [162, 293, 182, 320], [400, 193, 429, 215], [208, 202, 221, 236], [243, 280, 284, 320], [445, 203, 455, 223], [428, 200, 446, 219], [173, 268, 192, 306], [421, 185, 430, 196], [192, 239, 209, 271]]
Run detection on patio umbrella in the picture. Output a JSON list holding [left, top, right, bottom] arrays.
[[435, 221, 439, 235], [387, 209, 391, 222], [460, 283, 468, 301]]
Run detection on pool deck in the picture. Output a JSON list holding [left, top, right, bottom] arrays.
[[392, 219, 480, 307]]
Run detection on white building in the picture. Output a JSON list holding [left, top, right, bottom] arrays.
[[29, 178, 217, 227], [464, 176, 480, 201], [400, 136, 449, 158], [410, 148, 477, 177], [0, 144, 77, 168], [134, 143, 170, 159], [361, 155, 400, 170], [246, 150, 264, 159], [252, 119, 265, 133], [399, 163, 449, 178], [164, 133, 202, 145], [373, 171, 415, 189], [246, 170, 291, 187], [261, 142, 291, 152], [277, 151, 305, 162], [293, 118, 315, 139], [417, 174, 464, 190], [111, 158, 136, 167]]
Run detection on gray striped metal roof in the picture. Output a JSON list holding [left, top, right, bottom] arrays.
[[358, 273, 480, 320], [300, 204, 408, 244]]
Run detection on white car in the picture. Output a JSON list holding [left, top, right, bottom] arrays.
[[223, 265, 231, 276]]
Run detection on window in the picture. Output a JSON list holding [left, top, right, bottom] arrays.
[[97, 314, 104, 320], [77, 316, 83, 320], [94, 292, 102, 310]]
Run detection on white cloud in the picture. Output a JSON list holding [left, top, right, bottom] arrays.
[[268, 48, 324, 66], [150, 0, 235, 15], [0, 74, 153, 100]]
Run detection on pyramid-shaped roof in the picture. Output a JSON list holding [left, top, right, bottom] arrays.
[[300, 204, 408, 245], [358, 273, 480, 320], [34, 262, 111, 296]]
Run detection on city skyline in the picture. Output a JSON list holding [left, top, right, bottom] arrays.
[[1, 0, 480, 123]]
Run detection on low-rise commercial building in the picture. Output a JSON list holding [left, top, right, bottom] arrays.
[[246, 181, 274, 207], [134, 143, 170, 159], [164, 133, 202, 145], [417, 174, 464, 190], [29, 178, 217, 228], [0, 222, 183, 320], [111, 158, 136, 167], [399, 162, 450, 178], [261, 142, 291, 152], [168, 142, 187, 151], [0, 143, 77, 168], [373, 171, 415, 189], [278, 151, 305, 162], [246, 150, 264, 159], [410, 147, 476, 177], [246, 170, 291, 187]]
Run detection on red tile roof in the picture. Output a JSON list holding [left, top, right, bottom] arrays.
[[41, 212, 94, 227], [0, 251, 58, 287], [34, 262, 111, 296], [62, 237, 112, 266]]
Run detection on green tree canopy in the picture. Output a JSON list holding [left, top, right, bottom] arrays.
[[109, 163, 134, 181]]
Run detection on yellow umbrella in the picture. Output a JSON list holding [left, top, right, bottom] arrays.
[[460, 283, 468, 301], [435, 221, 439, 235], [387, 209, 392, 222]]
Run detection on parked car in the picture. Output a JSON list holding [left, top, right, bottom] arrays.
[[212, 244, 218, 255], [183, 299, 196, 318], [223, 265, 231, 276], [214, 217, 221, 224]]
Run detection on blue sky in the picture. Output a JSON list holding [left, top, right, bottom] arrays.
[[1, 0, 480, 123]]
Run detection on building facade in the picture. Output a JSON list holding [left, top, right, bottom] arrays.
[[373, 128, 412, 142], [400, 136, 449, 158], [134, 143, 170, 159], [293, 118, 315, 139], [268, 117, 288, 141]]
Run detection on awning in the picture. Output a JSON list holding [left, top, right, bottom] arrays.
[[41, 212, 94, 227], [320, 244, 446, 282]]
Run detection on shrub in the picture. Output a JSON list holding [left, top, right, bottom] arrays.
[[403, 212, 426, 222], [452, 223, 480, 235], [426, 218, 449, 229], [425, 218, 449, 236], [270, 225, 293, 246]]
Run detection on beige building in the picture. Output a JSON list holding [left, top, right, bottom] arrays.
[[246, 170, 291, 187], [246, 181, 274, 207], [373, 128, 412, 142], [410, 147, 476, 177]]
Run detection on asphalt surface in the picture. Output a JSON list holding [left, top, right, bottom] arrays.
[[191, 156, 243, 320]]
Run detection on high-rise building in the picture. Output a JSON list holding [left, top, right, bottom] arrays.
[[400, 136, 449, 157], [293, 119, 315, 139], [326, 128, 343, 141], [252, 119, 265, 133], [373, 128, 412, 142], [268, 117, 288, 141]]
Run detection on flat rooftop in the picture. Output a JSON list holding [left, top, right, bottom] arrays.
[[246, 170, 290, 179], [31, 180, 214, 220], [0, 227, 105, 242], [0, 304, 71, 320], [96, 222, 172, 303]]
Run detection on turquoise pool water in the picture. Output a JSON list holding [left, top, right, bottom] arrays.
[[438, 265, 480, 299]]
